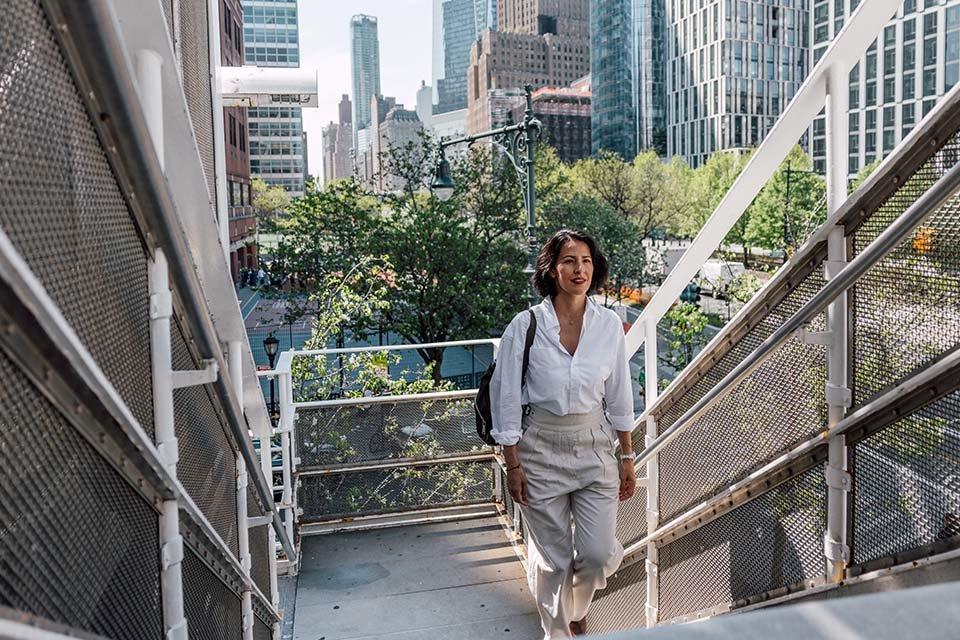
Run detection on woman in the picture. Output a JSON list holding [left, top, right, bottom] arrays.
[[489, 229, 637, 639]]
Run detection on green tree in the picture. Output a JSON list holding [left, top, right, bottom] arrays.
[[744, 145, 826, 255], [661, 302, 709, 370], [251, 177, 292, 217]]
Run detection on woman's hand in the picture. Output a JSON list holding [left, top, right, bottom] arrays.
[[507, 466, 529, 506], [619, 462, 637, 501]]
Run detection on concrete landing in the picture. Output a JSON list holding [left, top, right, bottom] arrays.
[[293, 516, 542, 640]]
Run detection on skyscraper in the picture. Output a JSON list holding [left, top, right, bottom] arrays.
[[664, 0, 808, 167], [351, 15, 382, 151], [436, 0, 496, 114], [243, 0, 307, 196], [810, 0, 960, 177], [590, 0, 637, 158], [467, 0, 590, 134]]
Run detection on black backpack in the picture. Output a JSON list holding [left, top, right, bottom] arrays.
[[475, 310, 537, 445]]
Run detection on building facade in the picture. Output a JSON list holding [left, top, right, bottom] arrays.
[[321, 94, 354, 186], [590, 0, 637, 158], [466, 26, 590, 134], [437, 0, 497, 114], [512, 80, 592, 162], [222, 0, 256, 282], [496, 0, 589, 37], [243, 0, 307, 197], [665, 0, 808, 168], [351, 15, 382, 152], [637, 0, 668, 156], [810, 0, 960, 177]]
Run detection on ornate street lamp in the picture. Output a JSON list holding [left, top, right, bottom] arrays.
[[263, 333, 280, 421], [432, 84, 543, 307]]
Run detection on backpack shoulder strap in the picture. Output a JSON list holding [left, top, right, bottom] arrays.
[[520, 309, 537, 388]]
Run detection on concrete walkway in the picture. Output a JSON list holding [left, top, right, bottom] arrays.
[[293, 516, 542, 640]]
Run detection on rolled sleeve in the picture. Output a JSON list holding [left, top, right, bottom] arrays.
[[604, 323, 635, 431], [489, 316, 526, 445]]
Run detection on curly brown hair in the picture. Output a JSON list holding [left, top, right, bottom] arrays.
[[532, 229, 609, 298]]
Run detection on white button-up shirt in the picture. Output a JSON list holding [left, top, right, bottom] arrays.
[[489, 296, 635, 446]]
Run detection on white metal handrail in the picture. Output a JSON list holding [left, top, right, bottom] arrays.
[[624, 0, 902, 358], [288, 338, 500, 357], [294, 389, 477, 410]]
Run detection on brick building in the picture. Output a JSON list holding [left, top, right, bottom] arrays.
[[221, 0, 256, 283], [511, 78, 591, 163]]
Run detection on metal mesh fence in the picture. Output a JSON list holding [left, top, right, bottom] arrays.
[[0, 0, 156, 440], [182, 547, 242, 640], [254, 617, 272, 640], [657, 466, 825, 621], [852, 390, 960, 566], [179, 0, 217, 209], [172, 321, 240, 558], [653, 268, 828, 524], [588, 560, 647, 634], [295, 397, 486, 468], [0, 352, 163, 640], [248, 484, 272, 599], [851, 134, 960, 408], [298, 460, 494, 520]]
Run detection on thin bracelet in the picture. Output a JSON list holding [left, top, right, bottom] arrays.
[[506, 464, 521, 472]]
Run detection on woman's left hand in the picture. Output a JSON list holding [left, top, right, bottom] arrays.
[[619, 462, 637, 501]]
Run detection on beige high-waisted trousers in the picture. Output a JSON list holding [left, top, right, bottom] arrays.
[[517, 404, 624, 640]]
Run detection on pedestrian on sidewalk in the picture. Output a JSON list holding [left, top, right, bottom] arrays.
[[490, 229, 637, 639]]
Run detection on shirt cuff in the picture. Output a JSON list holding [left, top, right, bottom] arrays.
[[608, 413, 635, 432], [492, 430, 521, 446]]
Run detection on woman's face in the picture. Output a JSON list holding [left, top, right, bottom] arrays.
[[550, 239, 594, 297]]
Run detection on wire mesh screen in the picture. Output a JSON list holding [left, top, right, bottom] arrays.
[[657, 466, 825, 622], [172, 321, 240, 558], [254, 617, 272, 640], [248, 484, 272, 600], [852, 390, 960, 566], [654, 268, 828, 524], [850, 135, 960, 408], [295, 397, 486, 468], [178, 0, 217, 209], [182, 547, 242, 640], [0, 352, 163, 640], [588, 560, 647, 634], [298, 460, 493, 520], [0, 0, 155, 440]]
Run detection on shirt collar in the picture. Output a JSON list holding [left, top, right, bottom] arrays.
[[540, 296, 597, 331]]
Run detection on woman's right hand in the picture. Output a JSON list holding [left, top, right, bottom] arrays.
[[507, 465, 529, 506]]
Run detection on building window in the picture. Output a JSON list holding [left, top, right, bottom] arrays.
[[923, 68, 937, 96], [903, 72, 916, 99], [228, 113, 237, 147]]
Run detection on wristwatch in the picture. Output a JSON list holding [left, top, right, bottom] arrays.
[[619, 452, 636, 461]]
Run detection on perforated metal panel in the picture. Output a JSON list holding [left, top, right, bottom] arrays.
[[254, 617, 272, 640], [657, 467, 825, 622], [248, 484, 272, 600], [295, 398, 485, 468], [178, 0, 217, 209], [0, 352, 163, 640], [173, 321, 240, 558], [852, 390, 960, 566], [652, 268, 828, 525], [851, 133, 960, 408], [298, 461, 493, 520], [588, 560, 647, 635], [182, 547, 242, 640], [0, 0, 155, 440]]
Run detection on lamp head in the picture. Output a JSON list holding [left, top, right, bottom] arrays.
[[431, 149, 455, 201], [263, 333, 280, 358]]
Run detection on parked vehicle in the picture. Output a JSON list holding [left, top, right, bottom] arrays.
[[697, 259, 746, 298]]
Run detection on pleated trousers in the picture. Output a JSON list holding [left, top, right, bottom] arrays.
[[517, 404, 624, 640]]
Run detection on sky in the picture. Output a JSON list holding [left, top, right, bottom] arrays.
[[298, 0, 434, 179]]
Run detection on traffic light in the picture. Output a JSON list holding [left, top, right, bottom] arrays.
[[680, 282, 701, 303]]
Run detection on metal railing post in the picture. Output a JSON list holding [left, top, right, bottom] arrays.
[[229, 341, 254, 640], [259, 429, 280, 610], [279, 370, 295, 548], [823, 68, 853, 583], [139, 47, 188, 640], [643, 319, 660, 627]]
